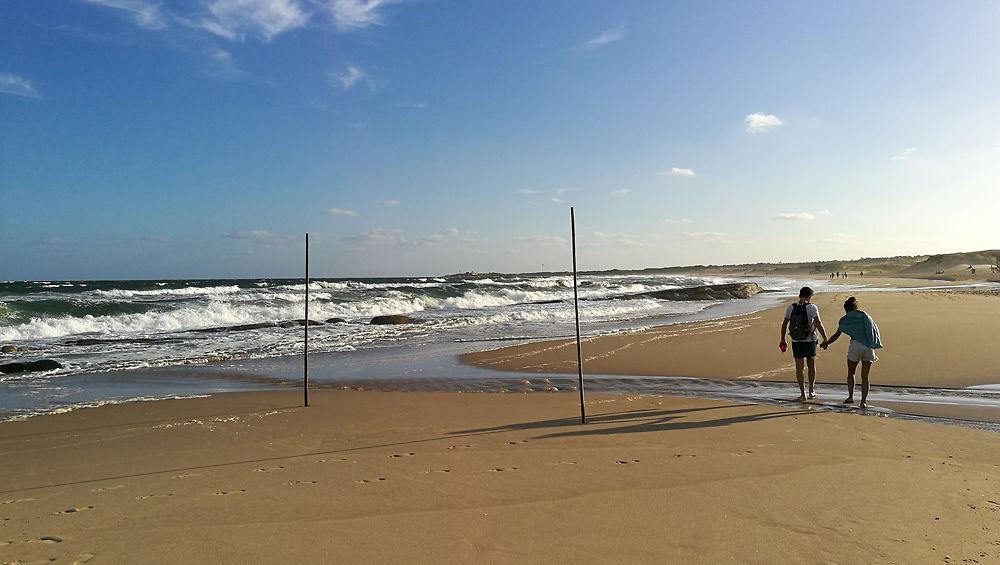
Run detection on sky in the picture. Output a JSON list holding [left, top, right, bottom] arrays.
[[2, 0, 999, 280]]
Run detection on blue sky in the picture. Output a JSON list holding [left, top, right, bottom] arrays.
[[2, 1, 999, 279]]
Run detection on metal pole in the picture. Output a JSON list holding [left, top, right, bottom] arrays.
[[304, 233, 309, 408], [571, 208, 586, 424]]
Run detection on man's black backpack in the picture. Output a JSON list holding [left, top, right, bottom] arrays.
[[788, 303, 812, 340]]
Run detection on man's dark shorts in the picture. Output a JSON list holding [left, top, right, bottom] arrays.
[[791, 341, 817, 359]]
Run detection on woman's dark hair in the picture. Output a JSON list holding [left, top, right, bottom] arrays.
[[844, 296, 859, 312]]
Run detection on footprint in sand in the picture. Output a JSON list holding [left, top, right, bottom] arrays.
[[173, 473, 202, 479], [549, 461, 578, 466], [285, 480, 317, 486], [489, 467, 518, 472], [674, 454, 697, 458], [137, 494, 173, 500], [253, 466, 285, 473], [388, 453, 415, 459], [446, 444, 473, 450], [2, 498, 37, 505], [316, 457, 348, 463], [616, 459, 641, 465], [356, 478, 387, 484], [30, 536, 64, 544], [54, 505, 95, 515], [213, 490, 247, 496], [420, 469, 452, 475], [91, 484, 128, 492], [507, 440, 528, 445], [75, 552, 97, 564]]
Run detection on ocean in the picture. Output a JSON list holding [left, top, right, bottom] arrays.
[[2, 273, 999, 429]]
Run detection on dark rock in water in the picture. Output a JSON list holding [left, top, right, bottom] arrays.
[[191, 322, 280, 334], [278, 319, 324, 328], [326, 318, 347, 324], [0, 359, 64, 374], [370, 315, 416, 325], [618, 282, 764, 301]]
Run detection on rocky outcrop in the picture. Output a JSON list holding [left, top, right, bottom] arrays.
[[618, 282, 764, 301], [0, 359, 63, 374], [370, 315, 417, 325]]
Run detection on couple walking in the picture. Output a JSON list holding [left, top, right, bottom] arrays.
[[778, 287, 883, 407]]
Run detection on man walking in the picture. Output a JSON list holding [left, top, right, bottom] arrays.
[[780, 287, 828, 401]]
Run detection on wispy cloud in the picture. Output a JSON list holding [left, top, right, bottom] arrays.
[[664, 218, 693, 224], [659, 167, 695, 177], [346, 227, 409, 247], [518, 235, 568, 248], [517, 188, 541, 195], [681, 231, 730, 245], [891, 147, 918, 161], [592, 231, 644, 248], [345, 227, 461, 247], [327, 0, 401, 31], [221, 230, 281, 244], [744, 112, 784, 133], [773, 212, 816, 221], [582, 25, 626, 49], [81, 0, 168, 30], [194, 0, 309, 42], [329, 65, 372, 91], [611, 188, 632, 195], [376, 199, 400, 206], [0, 73, 40, 99], [325, 208, 359, 216]]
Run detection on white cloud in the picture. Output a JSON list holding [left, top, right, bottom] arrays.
[[891, 147, 918, 161], [592, 231, 644, 248], [376, 199, 400, 206], [681, 231, 730, 244], [550, 197, 565, 204], [664, 218, 693, 224], [611, 188, 632, 195], [325, 208, 359, 216], [659, 167, 695, 177], [773, 212, 817, 221], [197, 0, 309, 42], [583, 25, 626, 49], [329, 65, 372, 90], [518, 235, 568, 248], [744, 112, 784, 133], [517, 188, 541, 195], [327, 0, 400, 30], [0, 73, 40, 99], [82, 0, 168, 30]]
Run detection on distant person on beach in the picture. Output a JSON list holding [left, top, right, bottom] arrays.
[[780, 287, 828, 401], [821, 297, 882, 408]]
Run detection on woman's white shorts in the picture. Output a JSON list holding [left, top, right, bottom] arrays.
[[847, 340, 878, 363]]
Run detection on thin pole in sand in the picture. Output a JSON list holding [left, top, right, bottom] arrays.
[[570, 207, 587, 424], [304, 232, 309, 408]]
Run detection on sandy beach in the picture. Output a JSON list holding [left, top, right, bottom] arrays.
[[3, 281, 1000, 563], [2, 390, 1000, 564]]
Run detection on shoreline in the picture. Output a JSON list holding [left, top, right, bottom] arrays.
[[462, 283, 1000, 424]]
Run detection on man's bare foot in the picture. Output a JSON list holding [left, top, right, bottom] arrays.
[[807, 392, 817, 399], [795, 395, 807, 402], [843, 398, 854, 404], [858, 403, 868, 409]]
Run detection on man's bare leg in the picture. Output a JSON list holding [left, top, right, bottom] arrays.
[[806, 357, 817, 398], [844, 360, 858, 403], [795, 357, 806, 401]]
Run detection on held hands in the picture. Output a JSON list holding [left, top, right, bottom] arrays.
[[820, 340, 829, 350]]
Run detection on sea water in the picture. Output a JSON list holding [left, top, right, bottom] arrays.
[[2, 273, 998, 430]]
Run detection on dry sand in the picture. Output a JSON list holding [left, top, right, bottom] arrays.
[[3, 284, 1000, 563], [2, 390, 1000, 564]]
